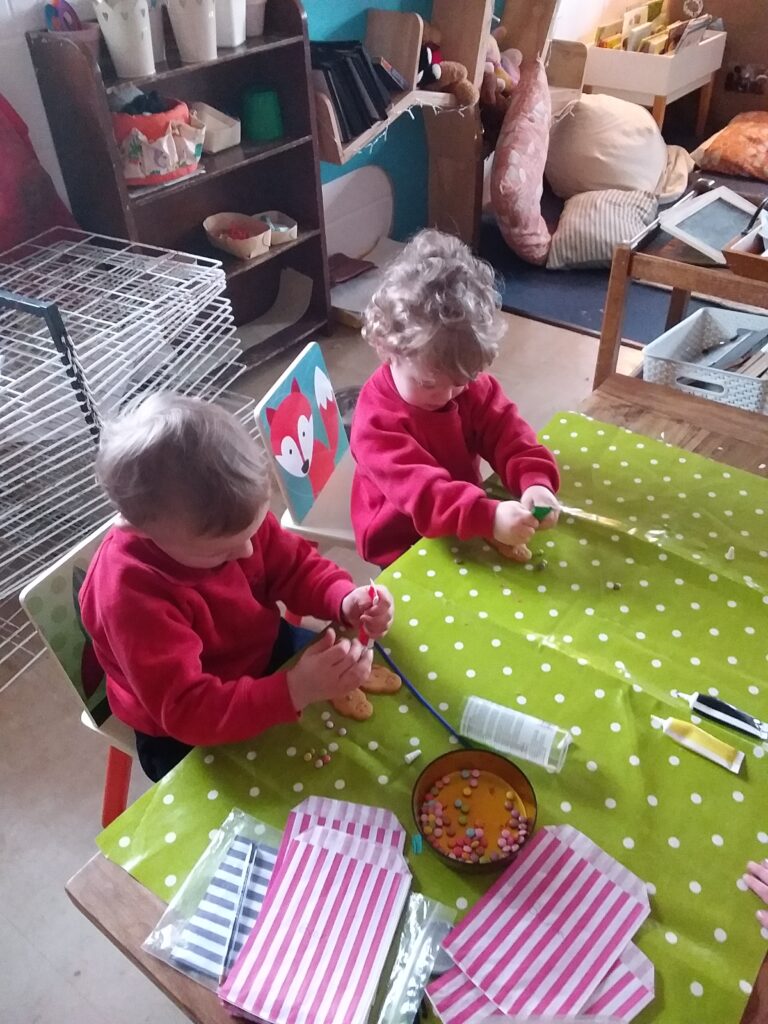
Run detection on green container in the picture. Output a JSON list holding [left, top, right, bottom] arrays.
[[242, 87, 283, 142]]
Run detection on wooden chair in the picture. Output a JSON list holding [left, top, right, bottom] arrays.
[[19, 518, 135, 827]]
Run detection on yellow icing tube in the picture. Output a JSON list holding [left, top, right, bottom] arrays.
[[651, 716, 744, 775]]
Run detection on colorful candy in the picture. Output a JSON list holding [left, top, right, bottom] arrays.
[[418, 768, 531, 865]]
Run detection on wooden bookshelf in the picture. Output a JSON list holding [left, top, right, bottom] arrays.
[[27, 0, 330, 338], [313, 1, 492, 246]]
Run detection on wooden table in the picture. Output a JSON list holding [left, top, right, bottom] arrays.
[[594, 241, 768, 391], [68, 375, 768, 1024]]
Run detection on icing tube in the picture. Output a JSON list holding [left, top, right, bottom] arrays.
[[651, 715, 744, 774], [358, 581, 378, 647], [674, 690, 767, 742]]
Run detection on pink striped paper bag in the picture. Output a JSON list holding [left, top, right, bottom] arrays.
[[443, 826, 650, 1018], [219, 826, 410, 1024], [428, 942, 654, 1024], [586, 942, 654, 1020], [273, 796, 405, 876]]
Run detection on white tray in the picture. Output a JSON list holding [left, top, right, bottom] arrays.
[[643, 307, 768, 412]]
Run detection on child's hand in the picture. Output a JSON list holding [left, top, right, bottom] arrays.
[[520, 486, 560, 530], [493, 500, 537, 547], [744, 859, 768, 927], [341, 585, 394, 639], [287, 628, 372, 711]]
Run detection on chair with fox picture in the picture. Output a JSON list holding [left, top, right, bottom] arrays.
[[255, 342, 377, 580]]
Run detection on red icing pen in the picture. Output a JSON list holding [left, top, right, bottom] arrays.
[[358, 579, 378, 646]]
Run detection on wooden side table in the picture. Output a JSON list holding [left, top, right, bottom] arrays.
[[594, 242, 768, 390]]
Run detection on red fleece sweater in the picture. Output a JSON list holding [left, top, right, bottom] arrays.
[[79, 514, 355, 745], [350, 365, 560, 566]]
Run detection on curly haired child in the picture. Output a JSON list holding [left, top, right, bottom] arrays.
[[350, 229, 560, 567]]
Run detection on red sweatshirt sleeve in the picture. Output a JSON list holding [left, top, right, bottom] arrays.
[[464, 377, 560, 496], [102, 567, 299, 746], [354, 414, 498, 542], [256, 513, 355, 620]]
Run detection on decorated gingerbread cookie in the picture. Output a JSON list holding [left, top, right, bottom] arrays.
[[360, 664, 401, 694], [331, 687, 373, 721], [489, 538, 532, 562]]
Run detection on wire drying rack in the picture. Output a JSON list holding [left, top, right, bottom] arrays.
[[0, 227, 257, 689]]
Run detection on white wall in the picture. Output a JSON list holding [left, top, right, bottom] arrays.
[[1, 0, 67, 201], [553, 0, 632, 44]]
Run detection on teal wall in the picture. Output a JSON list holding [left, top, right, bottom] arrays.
[[304, 1, 432, 241]]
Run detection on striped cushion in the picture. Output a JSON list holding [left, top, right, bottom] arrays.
[[547, 189, 658, 270]]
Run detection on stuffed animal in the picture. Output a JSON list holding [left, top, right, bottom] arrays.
[[418, 22, 479, 106], [417, 40, 443, 88], [482, 26, 521, 111]]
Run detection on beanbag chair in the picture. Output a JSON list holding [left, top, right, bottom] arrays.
[[545, 93, 669, 200], [490, 59, 552, 266], [0, 94, 74, 253]]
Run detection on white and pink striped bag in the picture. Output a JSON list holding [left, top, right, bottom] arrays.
[[219, 801, 410, 1024], [434, 825, 652, 1021]]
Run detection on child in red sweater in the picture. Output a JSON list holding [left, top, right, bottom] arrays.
[[81, 393, 393, 780], [351, 229, 560, 567]]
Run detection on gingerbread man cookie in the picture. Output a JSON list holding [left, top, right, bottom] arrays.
[[490, 538, 532, 563], [360, 664, 401, 694], [331, 688, 373, 721]]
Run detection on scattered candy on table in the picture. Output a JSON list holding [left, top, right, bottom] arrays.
[[418, 768, 530, 864]]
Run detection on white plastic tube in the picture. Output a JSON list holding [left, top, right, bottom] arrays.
[[460, 696, 571, 772]]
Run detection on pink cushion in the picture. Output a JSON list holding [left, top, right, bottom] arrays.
[[490, 60, 551, 266]]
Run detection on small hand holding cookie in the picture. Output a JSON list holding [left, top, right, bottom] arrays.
[[520, 485, 560, 530], [493, 500, 537, 548], [341, 584, 394, 640], [744, 858, 768, 927], [287, 628, 372, 711]]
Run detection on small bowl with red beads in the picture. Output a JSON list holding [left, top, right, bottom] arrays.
[[412, 749, 537, 872], [203, 212, 272, 260]]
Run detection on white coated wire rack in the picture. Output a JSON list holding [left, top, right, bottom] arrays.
[[0, 227, 257, 687]]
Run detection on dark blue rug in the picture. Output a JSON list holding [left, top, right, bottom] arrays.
[[479, 215, 716, 345]]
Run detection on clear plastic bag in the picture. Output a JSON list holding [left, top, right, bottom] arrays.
[[142, 807, 282, 990], [370, 893, 456, 1024]]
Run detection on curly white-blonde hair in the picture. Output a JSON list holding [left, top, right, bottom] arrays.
[[363, 229, 504, 380], [96, 392, 270, 536]]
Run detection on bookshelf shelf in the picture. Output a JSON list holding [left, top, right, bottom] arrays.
[[315, 88, 455, 165]]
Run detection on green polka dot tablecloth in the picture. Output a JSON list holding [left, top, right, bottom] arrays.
[[99, 411, 768, 1022]]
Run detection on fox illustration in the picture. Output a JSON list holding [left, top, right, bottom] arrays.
[[265, 367, 340, 497]]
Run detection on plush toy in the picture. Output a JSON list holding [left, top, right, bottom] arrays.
[[418, 22, 480, 107], [482, 26, 522, 111], [417, 40, 443, 87]]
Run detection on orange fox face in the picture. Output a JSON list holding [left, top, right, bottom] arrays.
[[266, 379, 315, 478]]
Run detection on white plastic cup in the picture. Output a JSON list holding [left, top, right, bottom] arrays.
[[244, 0, 266, 37], [215, 0, 245, 47], [166, 0, 217, 63], [93, 0, 155, 77], [147, 0, 166, 62]]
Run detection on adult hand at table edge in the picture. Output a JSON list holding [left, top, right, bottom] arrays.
[[287, 628, 373, 711], [744, 859, 768, 928]]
